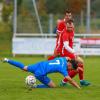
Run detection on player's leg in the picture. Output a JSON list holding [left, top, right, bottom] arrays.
[[1, 58, 27, 71], [76, 56, 91, 86], [77, 56, 84, 80], [36, 75, 56, 88]]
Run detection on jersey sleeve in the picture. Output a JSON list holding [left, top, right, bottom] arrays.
[[57, 21, 65, 33], [60, 69, 68, 77]]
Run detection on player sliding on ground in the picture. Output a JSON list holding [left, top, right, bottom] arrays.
[[1, 57, 81, 89]]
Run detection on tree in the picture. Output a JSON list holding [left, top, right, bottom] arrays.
[[91, 0, 100, 17], [45, 0, 66, 14], [45, 0, 86, 15], [37, 0, 46, 15], [5, 0, 10, 5], [2, 0, 13, 22], [0, 0, 3, 3], [65, 0, 86, 14]]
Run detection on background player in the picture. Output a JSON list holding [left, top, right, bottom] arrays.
[[1, 57, 80, 89]]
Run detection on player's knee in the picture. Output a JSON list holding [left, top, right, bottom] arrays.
[[48, 81, 56, 88], [49, 85, 56, 88], [23, 66, 28, 71], [77, 56, 84, 64]]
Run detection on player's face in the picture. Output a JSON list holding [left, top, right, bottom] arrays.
[[66, 22, 74, 32], [65, 13, 72, 21]]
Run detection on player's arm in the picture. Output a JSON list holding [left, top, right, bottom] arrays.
[[56, 21, 65, 34], [64, 76, 81, 89], [62, 30, 75, 54], [63, 41, 75, 53]]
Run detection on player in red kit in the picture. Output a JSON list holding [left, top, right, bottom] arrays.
[[59, 20, 75, 58], [55, 10, 73, 57]]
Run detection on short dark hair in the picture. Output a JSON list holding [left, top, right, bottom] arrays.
[[65, 10, 72, 14], [69, 59, 78, 69]]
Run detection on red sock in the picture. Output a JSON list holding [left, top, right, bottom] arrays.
[[78, 64, 84, 80], [63, 70, 78, 83], [48, 55, 55, 60]]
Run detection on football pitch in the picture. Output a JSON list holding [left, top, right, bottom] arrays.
[[0, 56, 100, 100]]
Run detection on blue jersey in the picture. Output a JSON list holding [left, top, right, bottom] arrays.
[[27, 57, 68, 77]]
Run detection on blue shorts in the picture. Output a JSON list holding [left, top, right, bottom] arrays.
[[36, 75, 51, 85]]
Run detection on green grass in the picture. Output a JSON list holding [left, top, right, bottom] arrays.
[[0, 56, 100, 100]]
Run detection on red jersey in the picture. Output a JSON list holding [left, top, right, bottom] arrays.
[[62, 28, 75, 58], [55, 28, 75, 59], [54, 19, 66, 55]]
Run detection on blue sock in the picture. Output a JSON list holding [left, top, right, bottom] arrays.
[[7, 59, 24, 69], [36, 84, 49, 88]]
